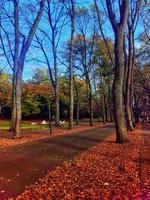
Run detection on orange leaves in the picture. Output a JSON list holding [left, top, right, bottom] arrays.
[[14, 126, 150, 200]]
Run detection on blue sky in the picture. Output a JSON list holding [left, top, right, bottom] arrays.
[[0, 0, 144, 80]]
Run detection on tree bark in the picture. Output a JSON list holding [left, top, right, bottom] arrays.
[[106, 0, 129, 143], [68, 0, 75, 129], [75, 85, 80, 125], [11, 0, 46, 137], [104, 93, 108, 122], [125, 28, 134, 131], [11, 0, 21, 138], [113, 29, 128, 143], [53, 41, 60, 127], [89, 84, 94, 126], [102, 93, 106, 123], [11, 70, 23, 138]]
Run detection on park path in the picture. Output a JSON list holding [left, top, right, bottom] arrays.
[[140, 123, 150, 192], [0, 124, 114, 199]]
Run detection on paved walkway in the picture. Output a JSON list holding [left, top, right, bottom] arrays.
[[140, 123, 150, 192], [0, 124, 114, 199]]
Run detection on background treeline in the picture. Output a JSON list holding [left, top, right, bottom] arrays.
[[0, 0, 150, 143]]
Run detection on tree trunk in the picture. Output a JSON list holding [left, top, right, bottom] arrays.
[[54, 86, 60, 127], [104, 93, 108, 122], [131, 30, 136, 127], [89, 83, 93, 126], [102, 93, 106, 123], [76, 86, 80, 125], [108, 83, 113, 122], [68, 65, 74, 129], [11, 0, 46, 137], [106, 0, 129, 143], [52, 29, 60, 127], [125, 28, 134, 131], [134, 95, 140, 123], [68, 5, 75, 129], [11, 67, 23, 138], [113, 29, 128, 143], [11, 0, 21, 138]]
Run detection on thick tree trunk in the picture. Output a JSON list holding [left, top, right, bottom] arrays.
[[11, 67, 23, 138], [113, 29, 128, 143], [11, 0, 21, 138], [106, 0, 129, 143], [11, 0, 46, 137]]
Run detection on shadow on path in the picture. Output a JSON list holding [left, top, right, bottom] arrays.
[[0, 124, 114, 199]]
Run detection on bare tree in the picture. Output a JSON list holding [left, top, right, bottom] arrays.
[[0, 0, 46, 138], [73, 7, 98, 126], [63, 0, 75, 129], [34, 0, 67, 127]]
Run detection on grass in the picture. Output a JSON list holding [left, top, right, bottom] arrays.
[[0, 120, 49, 130], [0, 118, 101, 131]]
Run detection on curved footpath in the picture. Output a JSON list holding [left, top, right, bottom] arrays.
[[0, 124, 114, 199]]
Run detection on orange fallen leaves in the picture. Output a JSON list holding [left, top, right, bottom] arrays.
[[11, 125, 150, 200]]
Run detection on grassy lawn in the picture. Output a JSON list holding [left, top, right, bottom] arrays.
[[0, 120, 49, 130], [0, 118, 101, 131]]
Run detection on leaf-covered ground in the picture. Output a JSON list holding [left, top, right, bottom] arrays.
[[14, 124, 150, 200]]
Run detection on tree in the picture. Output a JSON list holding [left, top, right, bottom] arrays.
[[74, 76, 87, 124], [133, 64, 150, 122], [124, 0, 141, 131], [94, 38, 114, 123], [22, 82, 51, 118], [34, 0, 67, 126], [31, 68, 48, 84], [0, 0, 46, 137], [63, 0, 76, 129], [73, 7, 98, 126], [106, 0, 129, 143], [0, 74, 11, 117]]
